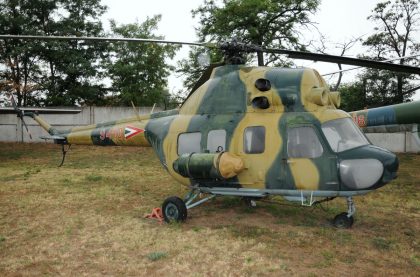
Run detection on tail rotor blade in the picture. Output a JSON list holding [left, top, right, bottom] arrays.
[[21, 118, 33, 140], [9, 93, 33, 140]]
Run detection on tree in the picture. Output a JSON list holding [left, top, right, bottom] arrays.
[[177, 0, 320, 92], [34, 0, 108, 106], [362, 0, 420, 104], [338, 81, 366, 112], [105, 16, 179, 107], [0, 0, 43, 106], [0, 0, 108, 107]]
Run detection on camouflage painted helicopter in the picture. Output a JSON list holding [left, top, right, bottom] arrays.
[[3, 34, 419, 228]]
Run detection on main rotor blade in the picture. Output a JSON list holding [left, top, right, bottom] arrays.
[[322, 54, 420, 76], [0, 34, 207, 47], [3, 34, 419, 74], [21, 117, 33, 140], [9, 93, 19, 112], [263, 48, 420, 75]]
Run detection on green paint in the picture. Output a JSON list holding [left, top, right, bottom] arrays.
[[266, 68, 305, 112], [394, 101, 420, 124]]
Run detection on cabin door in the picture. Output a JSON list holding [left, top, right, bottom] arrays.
[[284, 125, 339, 191]]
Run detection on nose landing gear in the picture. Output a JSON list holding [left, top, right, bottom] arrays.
[[333, 196, 355, 228]]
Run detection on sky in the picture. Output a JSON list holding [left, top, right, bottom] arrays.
[[101, 0, 420, 100]]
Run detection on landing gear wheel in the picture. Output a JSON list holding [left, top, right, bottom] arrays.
[[162, 196, 187, 223], [333, 212, 354, 228], [242, 197, 257, 208]]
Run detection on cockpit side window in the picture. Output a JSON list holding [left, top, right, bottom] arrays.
[[244, 126, 265, 154], [287, 126, 323, 158], [178, 132, 201, 155], [321, 118, 369, 152]]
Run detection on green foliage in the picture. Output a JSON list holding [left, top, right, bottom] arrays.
[[340, 68, 417, 111], [178, 0, 320, 92], [193, 0, 319, 56], [176, 47, 224, 92], [0, 2, 179, 108], [339, 82, 366, 112], [359, 0, 420, 105], [146, 251, 167, 261], [0, 0, 108, 107], [105, 16, 179, 107]]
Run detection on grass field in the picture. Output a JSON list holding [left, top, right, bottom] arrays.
[[0, 142, 418, 276]]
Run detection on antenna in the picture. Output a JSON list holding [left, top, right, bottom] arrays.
[[130, 101, 141, 121]]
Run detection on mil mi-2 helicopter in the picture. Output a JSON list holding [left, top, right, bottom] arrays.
[[2, 34, 419, 228]]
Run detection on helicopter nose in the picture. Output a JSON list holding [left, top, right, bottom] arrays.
[[338, 145, 399, 190], [381, 152, 399, 184]]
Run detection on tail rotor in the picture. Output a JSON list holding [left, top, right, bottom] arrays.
[[9, 94, 33, 140]]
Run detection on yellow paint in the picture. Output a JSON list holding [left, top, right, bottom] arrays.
[[230, 112, 282, 188], [224, 67, 285, 188], [288, 158, 319, 190], [66, 120, 150, 146], [162, 69, 217, 185], [33, 115, 53, 133], [313, 109, 350, 124], [67, 129, 94, 145], [217, 152, 245, 179], [180, 68, 216, 115], [239, 67, 284, 113]]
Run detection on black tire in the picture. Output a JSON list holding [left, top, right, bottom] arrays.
[[333, 212, 354, 228], [162, 196, 187, 223]]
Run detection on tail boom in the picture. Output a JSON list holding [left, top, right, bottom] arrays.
[[26, 112, 152, 147]]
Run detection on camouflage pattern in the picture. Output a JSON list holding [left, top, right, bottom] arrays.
[[350, 101, 420, 127], [30, 65, 398, 195]]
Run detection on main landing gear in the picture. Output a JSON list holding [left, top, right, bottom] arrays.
[[333, 196, 356, 228], [162, 189, 216, 223], [162, 190, 357, 228]]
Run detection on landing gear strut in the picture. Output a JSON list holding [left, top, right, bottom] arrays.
[[333, 196, 355, 228], [162, 189, 216, 223]]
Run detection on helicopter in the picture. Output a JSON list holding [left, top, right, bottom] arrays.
[[2, 35, 419, 228]]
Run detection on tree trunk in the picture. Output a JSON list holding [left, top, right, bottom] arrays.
[[257, 52, 264, 66]]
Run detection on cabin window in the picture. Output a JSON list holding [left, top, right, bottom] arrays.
[[287, 126, 323, 158], [178, 132, 201, 155], [244, 126, 265, 154], [207, 129, 226, 152]]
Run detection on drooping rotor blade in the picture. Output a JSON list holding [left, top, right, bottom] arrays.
[[322, 54, 420, 76], [2, 34, 419, 74], [9, 94, 33, 139], [262, 48, 420, 75], [0, 34, 208, 47]]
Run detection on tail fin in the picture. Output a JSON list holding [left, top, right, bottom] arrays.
[[27, 112, 59, 135]]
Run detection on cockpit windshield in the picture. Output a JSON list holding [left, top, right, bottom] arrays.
[[321, 118, 369, 152]]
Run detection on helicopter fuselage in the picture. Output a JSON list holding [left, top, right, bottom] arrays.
[[143, 65, 398, 197], [32, 65, 398, 198]]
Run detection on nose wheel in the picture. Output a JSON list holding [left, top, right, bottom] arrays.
[[333, 197, 355, 228]]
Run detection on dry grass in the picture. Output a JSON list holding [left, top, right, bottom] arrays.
[[0, 142, 418, 276]]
